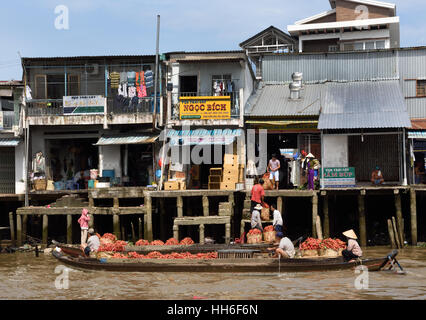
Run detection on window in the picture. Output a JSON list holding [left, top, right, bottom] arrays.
[[376, 40, 386, 49], [34, 75, 47, 99], [417, 80, 426, 97], [344, 40, 388, 51], [212, 74, 232, 96], [365, 41, 375, 50], [343, 43, 354, 51], [67, 74, 80, 96], [328, 45, 338, 52], [46, 75, 65, 99], [354, 42, 364, 51]]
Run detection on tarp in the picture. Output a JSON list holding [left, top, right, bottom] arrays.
[[94, 134, 159, 146], [167, 129, 242, 146], [0, 138, 21, 147]]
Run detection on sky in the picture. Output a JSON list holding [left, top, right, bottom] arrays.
[[0, 0, 425, 80]]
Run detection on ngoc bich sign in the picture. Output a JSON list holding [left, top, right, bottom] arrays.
[[179, 96, 231, 120]]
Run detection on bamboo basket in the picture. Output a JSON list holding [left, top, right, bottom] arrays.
[[263, 231, 276, 243], [246, 233, 262, 244], [34, 179, 47, 191], [301, 249, 319, 257], [319, 248, 340, 257]]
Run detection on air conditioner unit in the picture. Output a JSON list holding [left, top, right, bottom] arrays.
[[85, 63, 99, 75]]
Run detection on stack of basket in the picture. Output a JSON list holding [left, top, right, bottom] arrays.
[[208, 168, 222, 190]]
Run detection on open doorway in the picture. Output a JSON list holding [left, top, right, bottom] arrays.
[[179, 76, 197, 94]]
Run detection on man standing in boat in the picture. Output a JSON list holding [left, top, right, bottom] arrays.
[[268, 232, 295, 259], [341, 229, 363, 262]]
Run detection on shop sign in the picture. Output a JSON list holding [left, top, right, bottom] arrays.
[[321, 167, 356, 188], [63, 95, 106, 115], [179, 96, 231, 120]]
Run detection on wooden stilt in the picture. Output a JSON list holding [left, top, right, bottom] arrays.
[[199, 224, 205, 244], [22, 215, 27, 243], [240, 220, 245, 238], [89, 213, 94, 229], [387, 219, 397, 249], [358, 192, 367, 247], [67, 214, 72, 244], [410, 188, 418, 246], [113, 197, 119, 208], [16, 214, 22, 246], [394, 191, 404, 247], [312, 193, 318, 238], [121, 223, 125, 241], [145, 195, 153, 242], [323, 195, 329, 238], [202, 196, 209, 217], [131, 222, 136, 243], [42, 215, 48, 245], [173, 224, 179, 241], [113, 214, 120, 239], [228, 193, 234, 217], [138, 218, 143, 240], [315, 216, 323, 240], [392, 216, 402, 249], [225, 223, 231, 244], [9, 212, 15, 247], [160, 199, 166, 240], [277, 197, 283, 216], [177, 196, 183, 218], [89, 197, 94, 208]]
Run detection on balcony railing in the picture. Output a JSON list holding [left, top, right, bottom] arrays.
[[27, 99, 64, 116], [171, 92, 241, 120], [107, 96, 159, 115], [1, 111, 15, 129]]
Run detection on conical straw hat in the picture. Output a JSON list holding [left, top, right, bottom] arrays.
[[343, 229, 357, 239]]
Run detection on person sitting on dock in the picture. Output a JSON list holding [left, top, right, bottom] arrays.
[[82, 228, 100, 257], [250, 179, 265, 213], [77, 208, 90, 245], [270, 204, 283, 234], [251, 204, 264, 233], [371, 166, 384, 186], [341, 229, 363, 262], [268, 232, 295, 259]]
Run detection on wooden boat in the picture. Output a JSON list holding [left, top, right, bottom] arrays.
[[52, 249, 399, 273]]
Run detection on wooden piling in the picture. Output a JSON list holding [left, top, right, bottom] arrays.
[[145, 195, 153, 242], [387, 219, 397, 249], [138, 218, 143, 240], [202, 196, 209, 217], [392, 216, 401, 249], [173, 224, 179, 241], [315, 216, 323, 240], [121, 224, 125, 241], [89, 213, 94, 229], [113, 214, 120, 239], [199, 224, 205, 244], [42, 215, 48, 245], [22, 215, 27, 243], [16, 214, 22, 246], [160, 198, 166, 241], [394, 191, 404, 247], [277, 197, 283, 216], [410, 188, 418, 246], [131, 222, 136, 243], [225, 223, 231, 244], [66, 214, 72, 244], [228, 192, 234, 217], [322, 194, 329, 238], [312, 193, 318, 238], [358, 192, 367, 247], [177, 196, 183, 218], [9, 212, 15, 247]]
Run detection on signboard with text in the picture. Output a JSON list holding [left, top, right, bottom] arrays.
[[321, 167, 356, 188], [179, 96, 231, 120], [63, 95, 106, 115]]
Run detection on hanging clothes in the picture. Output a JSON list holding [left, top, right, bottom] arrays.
[[120, 72, 127, 84], [128, 86, 137, 98], [127, 71, 136, 87], [110, 72, 120, 89]]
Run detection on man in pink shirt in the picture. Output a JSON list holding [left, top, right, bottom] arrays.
[[250, 179, 265, 214]]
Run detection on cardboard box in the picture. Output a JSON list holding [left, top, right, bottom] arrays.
[[164, 181, 180, 190], [220, 182, 236, 190], [175, 171, 185, 179], [222, 175, 239, 184], [224, 154, 238, 165], [223, 166, 239, 176]]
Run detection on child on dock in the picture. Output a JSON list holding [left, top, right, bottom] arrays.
[[77, 208, 90, 245]]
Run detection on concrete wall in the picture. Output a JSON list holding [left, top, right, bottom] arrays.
[[323, 135, 348, 167], [15, 142, 25, 194]]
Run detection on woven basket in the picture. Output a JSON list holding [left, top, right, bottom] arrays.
[[34, 179, 47, 191], [301, 249, 319, 257], [263, 231, 276, 243], [246, 233, 262, 244], [320, 248, 340, 257]]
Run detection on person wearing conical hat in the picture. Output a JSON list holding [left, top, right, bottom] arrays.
[[341, 229, 363, 262]]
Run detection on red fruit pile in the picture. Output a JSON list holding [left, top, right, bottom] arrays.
[[165, 238, 179, 245], [135, 239, 149, 246], [248, 229, 262, 235], [264, 226, 274, 232], [320, 238, 347, 250], [150, 240, 165, 246], [300, 237, 322, 250], [179, 237, 195, 245], [122, 251, 218, 260], [101, 233, 117, 241]]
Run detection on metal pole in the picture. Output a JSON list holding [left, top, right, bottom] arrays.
[[153, 14, 160, 129], [402, 129, 407, 186], [320, 131, 324, 189]]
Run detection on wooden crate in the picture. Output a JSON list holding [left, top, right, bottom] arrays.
[[208, 175, 222, 183], [208, 182, 221, 190], [210, 168, 222, 176], [164, 181, 180, 190]]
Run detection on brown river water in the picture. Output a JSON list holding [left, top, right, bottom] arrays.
[[0, 247, 425, 300]]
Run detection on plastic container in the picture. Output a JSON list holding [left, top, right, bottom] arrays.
[[102, 170, 115, 179], [54, 181, 65, 191], [90, 169, 99, 180], [88, 180, 95, 189]]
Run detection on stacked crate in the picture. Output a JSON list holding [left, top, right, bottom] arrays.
[[208, 168, 222, 190], [220, 154, 240, 190]]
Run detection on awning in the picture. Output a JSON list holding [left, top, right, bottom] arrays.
[[408, 131, 426, 139], [95, 134, 159, 146], [167, 128, 242, 146], [246, 120, 318, 126], [0, 138, 21, 147]]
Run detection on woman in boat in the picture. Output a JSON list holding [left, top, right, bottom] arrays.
[[342, 229, 363, 262], [268, 232, 295, 259], [77, 208, 90, 245]]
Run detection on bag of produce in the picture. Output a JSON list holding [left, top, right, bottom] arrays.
[[263, 225, 276, 243], [246, 229, 263, 244], [261, 204, 270, 221]]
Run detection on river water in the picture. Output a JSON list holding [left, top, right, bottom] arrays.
[[0, 247, 425, 300]]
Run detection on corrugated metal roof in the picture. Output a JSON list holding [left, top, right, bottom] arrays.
[[167, 128, 242, 146], [95, 134, 158, 146], [318, 80, 411, 129], [411, 119, 426, 130], [0, 138, 21, 147], [408, 131, 426, 139], [245, 83, 323, 117]]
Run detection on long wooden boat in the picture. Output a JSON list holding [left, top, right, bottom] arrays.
[[52, 249, 399, 273]]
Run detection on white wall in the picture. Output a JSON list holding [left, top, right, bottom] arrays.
[[323, 135, 348, 167], [15, 142, 25, 194], [99, 145, 122, 178]]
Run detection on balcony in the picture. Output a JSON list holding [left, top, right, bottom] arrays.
[[27, 99, 64, 116], [1, 111, 15, 130], [171, 92, 241, 121]]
